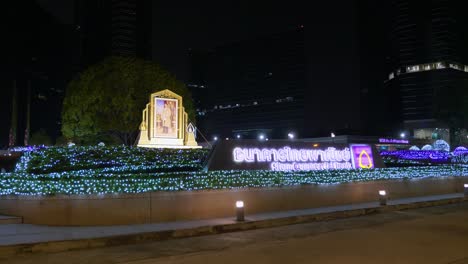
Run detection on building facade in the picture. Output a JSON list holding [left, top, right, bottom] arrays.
[[74, 0, 152, 69], [2, 1, 77, 147], [189, 29, 307, 140], [189, 1, 363, 142], [384, 0, 468, 143]]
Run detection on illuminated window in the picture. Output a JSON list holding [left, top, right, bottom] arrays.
[[449, 63, 458, 69], [436, 62, 445, 69], [388, 61, 468, 78], [407, 65, 420, 72]]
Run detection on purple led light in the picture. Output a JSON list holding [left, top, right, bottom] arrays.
[[380, 150, 451, 163], [350, 144, 375, 169], [378, 138, 409, 144], [8, 145, 47, 152], [453, 146, 468, 156]]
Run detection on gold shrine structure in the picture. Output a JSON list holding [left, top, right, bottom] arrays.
[[137, 89, 200, 148]]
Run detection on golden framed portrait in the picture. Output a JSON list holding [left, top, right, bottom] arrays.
[[154, 98, 178, 138]]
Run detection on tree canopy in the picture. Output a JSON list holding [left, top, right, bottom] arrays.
[[61, 56, 195, 145]]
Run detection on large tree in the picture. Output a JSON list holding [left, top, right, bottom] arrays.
[[62, 56, 195, 145]]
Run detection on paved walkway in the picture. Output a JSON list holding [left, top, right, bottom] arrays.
[[0, 215, 21, 225], [3, 200, 468, 264], [0, 193, 464, 247]]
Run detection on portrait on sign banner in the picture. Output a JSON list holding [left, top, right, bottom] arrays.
[[154, 98, 178, 138]]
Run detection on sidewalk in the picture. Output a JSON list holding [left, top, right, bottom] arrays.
[[0, 193, 465, 257]]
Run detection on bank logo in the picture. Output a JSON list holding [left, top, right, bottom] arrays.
[[350, 144, 374, 169]]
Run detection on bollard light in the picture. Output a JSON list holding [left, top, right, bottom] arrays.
[[379, 190, 387, 206], [464, 184, 468, 197], [236, 200, 245, 221]]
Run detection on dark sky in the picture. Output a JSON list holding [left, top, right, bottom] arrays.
[[151, 1, 305, 80], [36, 0, 306, 80], [1, 0, 393, 148], [37, 0, 74, 24], [4, 0, 379, 145]]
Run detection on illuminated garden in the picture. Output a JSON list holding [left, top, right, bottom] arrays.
[[1, 58, 466, 197], [0, 146, 467, 195]]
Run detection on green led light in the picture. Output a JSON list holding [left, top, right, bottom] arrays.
[[0, 146, 465, 195]]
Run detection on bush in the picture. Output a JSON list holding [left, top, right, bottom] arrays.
[[2, 165, 467, 195], [29, 128, 52, 146], [16, 146, 210, 174], [54, 136, 69, 146]]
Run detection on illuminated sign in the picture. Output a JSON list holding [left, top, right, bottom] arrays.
[[206, 140, 384, 171], [378, 138, 409, 144], [350, 144, 374, 169], [231, 144, 375, 171]]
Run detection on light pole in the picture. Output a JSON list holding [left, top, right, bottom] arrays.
[[236, 201, 245, 221], [379, 190, 387, 206]]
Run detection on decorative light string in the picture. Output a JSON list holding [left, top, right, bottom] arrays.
[[380, 150, 468, 165], [0, 165, 466, 195], [15, 146, 209, 174], [0, 146, 465, 195]]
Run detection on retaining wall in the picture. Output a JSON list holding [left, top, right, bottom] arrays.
[[0, 176, 466, 226]]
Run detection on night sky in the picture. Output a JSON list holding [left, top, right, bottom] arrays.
[[37, 0, 306, 80], [151, 1, 306, 80], [2, 0, 385, 147]]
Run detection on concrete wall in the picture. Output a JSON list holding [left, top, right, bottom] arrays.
[[0, 176, 466, 226]]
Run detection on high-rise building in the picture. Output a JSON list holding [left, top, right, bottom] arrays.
[[74, 0, 152, 69], [384, 0, 468, 141], [189, 0, 363, 141], [2, 1, 76, 147], [189, 29, 307, 140], [110, 0, 138, 56]]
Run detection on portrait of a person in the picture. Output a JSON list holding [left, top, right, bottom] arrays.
[[155, 98, 178, 138]]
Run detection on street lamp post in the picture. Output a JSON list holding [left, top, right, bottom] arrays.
[[379, 190, 387, 206], [236, 201, 245, 221]]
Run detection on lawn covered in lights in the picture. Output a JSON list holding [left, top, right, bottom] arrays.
[[15, 146, 210, 174], [0, 165, 467, 195], [0, 146, 467, 195]]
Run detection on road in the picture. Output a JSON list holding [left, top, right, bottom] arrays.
[[3, 202, 468, 264]]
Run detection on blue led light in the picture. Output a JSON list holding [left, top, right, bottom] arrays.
[[0, 146, 465, 195]]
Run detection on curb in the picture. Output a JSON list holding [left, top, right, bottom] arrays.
[[0, 196, 466, 258]]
